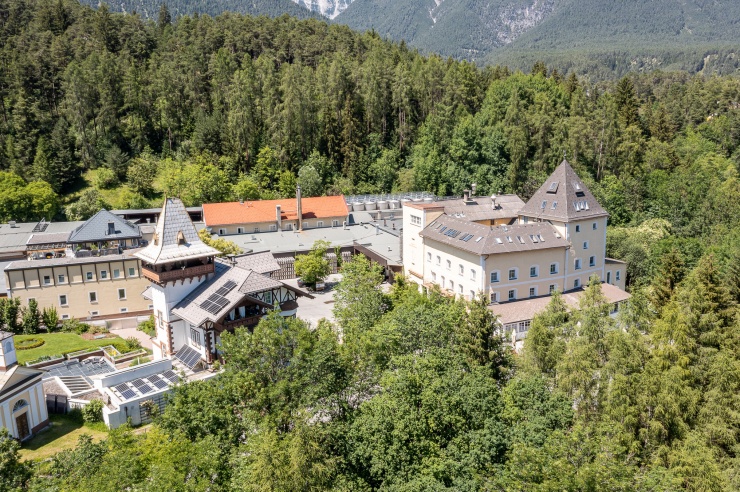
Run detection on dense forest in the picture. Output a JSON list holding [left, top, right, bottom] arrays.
[[2, 1, 740, 489]]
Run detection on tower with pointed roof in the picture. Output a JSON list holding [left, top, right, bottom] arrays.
[[518, 160, 609, 291], [135, 198, 220, 359]]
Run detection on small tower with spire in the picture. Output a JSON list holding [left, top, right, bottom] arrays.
[[135, 198, 220, 359]]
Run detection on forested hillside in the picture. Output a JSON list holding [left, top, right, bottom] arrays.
[[78, 0, 319, 20], [2, 1, 740, 488]]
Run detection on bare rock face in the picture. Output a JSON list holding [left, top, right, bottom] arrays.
[[293, 0, 355, 19], [495, 0, 555, 45]]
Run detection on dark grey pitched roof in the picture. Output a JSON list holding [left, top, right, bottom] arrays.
[[419, 215, 570, 256], [67, 210, 141, 243], [234, 252, 281, 275], [518, 160, 608, 223], [441, 194, 524, 223]]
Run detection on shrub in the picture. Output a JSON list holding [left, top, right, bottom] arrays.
[[140, 399, 159, 419], [15, 338, 45, 350], [41, 306, 59, 332], [137, 316, 156, 337], [82, 399, 104, 424], [125, 336, 142, 352], [94, 167, 119, 189], [88, 325, 109, 335], [21, 300, 40, 335], [60, 319, 89, 334]]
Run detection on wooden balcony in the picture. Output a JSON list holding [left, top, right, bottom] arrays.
[[142, 263, 215, 284], [220, 315, 262, 331]]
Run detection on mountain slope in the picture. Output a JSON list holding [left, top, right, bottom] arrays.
[[293, 0, 353, 19], [336, 0, 740, 75], [85, 0, 319, 20]]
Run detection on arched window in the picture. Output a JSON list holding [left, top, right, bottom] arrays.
[[12, 399, 28, 412]]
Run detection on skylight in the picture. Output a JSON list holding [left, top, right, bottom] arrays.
[[517, 236, 525, 244], [541, 200, 547, 209], [551, 201, 558, 209], [547, 182, 559, 193], [495, 237, 503, 244]]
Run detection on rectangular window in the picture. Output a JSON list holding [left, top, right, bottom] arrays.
[[575, 225, 580, 233], [120, 308, 128, 313], [574, 279, 581, 288], [410, 215, 421, 226], [583, 241, 589, 250], [589, 256, 596, 267], [90, 311, 99, 316], [530, 266, 538, 277], [100, 270, 108, 279], [89, 292, 97, 303], [431, 272, 436, 281], [59, 295, 68, 306], [446, 260, 451, 270], [128, 267, 136, 277], [43, 275, 51, 285], [458, 284, 463, 294], [436, 256, 441, 265], [490, 271, 499, 283], [237, 227, 245, 234], [269, 225, 277, 231], [118, 288, 126, 300], [333, 220, 340, 227], [549, 284, 556, 293], [616, 271, 621, 281], [148, 304, 153, 310], [550, 263, 558, 274], [61, 314, 69, 320], [575, 259, 582, 270], [254, 227, 260, 233], [86, 271, 93, 280], [470, 290, 475, 300], [427, 252, 432, 262], [219, 229, 226, 235], [508, 289, 516, 301], [317, 221, 324, 227], [593, 222, 597, 230], [113, 269, 121, 279], [508, 269, 517, 280], [490, 292, 499, 303], [607, 271, 612, 284], [57, 274, 65, 284], [190, 328, 201, 346], [459, 264, 464, 276], [264, 291, 273, 305], [470, 269, 476, 280]]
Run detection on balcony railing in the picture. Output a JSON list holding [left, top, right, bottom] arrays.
[[142, 263, 215, 283], [221, 315, 262, 331]]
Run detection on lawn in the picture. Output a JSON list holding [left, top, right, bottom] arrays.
[[15, 333, 122, 365], [20, 414, 108, 461]]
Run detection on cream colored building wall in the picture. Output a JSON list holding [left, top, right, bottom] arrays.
[[0, 378, 47, 440], [605, 261, 627, 291], [485, 247, 569, 302], [6, 258, 152, 320], [562, 216, 608, 290], [402, 206, 444, 283], [422, 238, 485, 299], [212, 216, 348, 236]]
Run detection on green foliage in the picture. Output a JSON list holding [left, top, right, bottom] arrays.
[[0, 428, 31, 492], [21, 299, 40, 335], [0, 172, 59, 222], [0, 298, 21, 334], [197, 228, 242, 256], [82, 400, 104, 424], [65, 189, 107, 221], [294, 241, 331, 286], [137, 315, 156, 337], [124, 336, 142, 352], [41, 306, 59, 332]]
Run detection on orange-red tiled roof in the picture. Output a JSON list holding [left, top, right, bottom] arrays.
[[203, 196, 349, 227]]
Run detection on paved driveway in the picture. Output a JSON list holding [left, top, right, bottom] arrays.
[[110, 326, 153, 350], [284, 274, 342, 327]]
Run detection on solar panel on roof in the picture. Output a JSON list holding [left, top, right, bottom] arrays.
[[175, 345, 202, 369], [439, 226, 447, 233], [162, 370, 179, 383], [215, 280, 238, 296], [149, 374, 169, 390], [115, 383, 137, 400], [463, 235, 473, 242], [132, 378, 154, 394]]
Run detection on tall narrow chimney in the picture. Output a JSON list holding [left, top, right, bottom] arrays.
[[276, 204, 282, 231], [463, 189, 470, 202], [296, 185, 303, 231]]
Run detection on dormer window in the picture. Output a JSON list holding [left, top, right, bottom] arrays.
[[153, 233, 159, 245], [547, 182, 559, 193], [107, 222, 115, 235], [177, 231, 186, 245]]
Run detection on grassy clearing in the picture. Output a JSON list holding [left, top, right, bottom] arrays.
[[15, 333, 121, 365], [20, 414, 108, 462]]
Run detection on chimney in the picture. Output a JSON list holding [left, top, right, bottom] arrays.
[[463, 189, 470, 202], [276, 204, 282, 231], [296, 185, 303, 231], [471, 183, 477, 196]]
